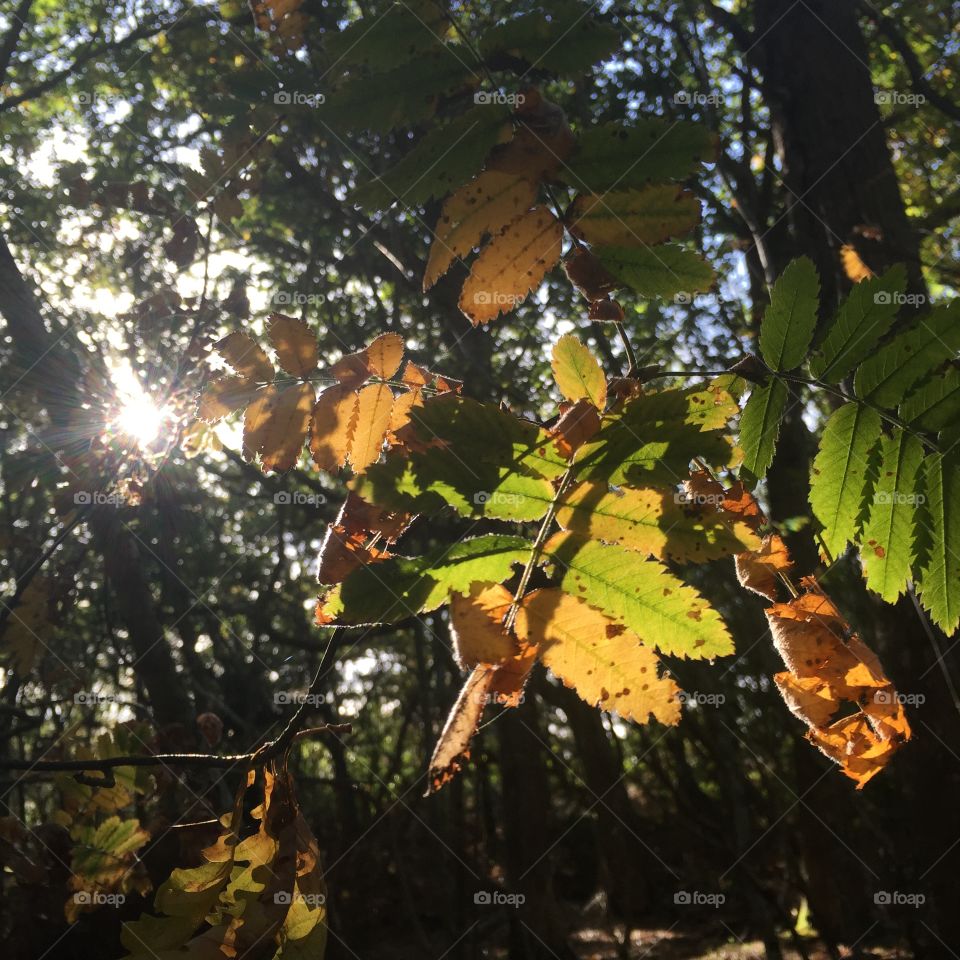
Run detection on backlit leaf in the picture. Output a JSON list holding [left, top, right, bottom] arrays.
[[544, 532, 734, 659], [268, 314, 318, 378], [568, 185, 700, 247], [916, 452, 960, 635], [758, 257, 820, 372], [517, 588, 680, 724], [216, 332, 274, 382], [739, 378, 788, 480], [551, 334, 607, 408], [459, 206, 563, 324], [809, 403, 882, 559], [594, 244, 714, 300]]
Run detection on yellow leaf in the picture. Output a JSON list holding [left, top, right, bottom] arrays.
[[459, 206, 563, 325], [310, 386, 358, 472], [216, 332, 274, 382], [267, 314, 318, 377], [569, 185, 700, 247], [551, 334, 607, 409], [424, 171, 537, 290], [449, 583, 515, 668], [840, 243, 875, 282], [516, 588, 681, 725], [349, 383, 393, 471], [556, 483, 761, 562], [364, 332, 405, 380]]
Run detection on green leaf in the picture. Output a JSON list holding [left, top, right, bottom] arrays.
[[758, 257, 820, 371], [353, 449, 556, 521], [559, 120, 718, 192], [916, 452, 960, 634], [323, 2, 448, 73], [555, 482, 761, 562], [568, 185, 701, 247], [809, 403, 883, 558], [899, 367, 960, 433], [739, 378, 788, 480], [318, 535, 532, 625], [544, 532, 734, 659], [575, 388, 737, 487], [351, 104, 512, 211], [355, 393, 566, 520], [478, 2, 620, 74], [854, 301, 960, 407], [551, 334, 607, 408], [594, 245, 714, 301], [860, 430, 924, 602], [321, 51, 474, 133], [808, 266, 906, 383]]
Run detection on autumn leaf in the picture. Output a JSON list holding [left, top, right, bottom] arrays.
[[268, 313, 319, 377], [449, 583, 516, 668], [551, 334, 607, 409], [424, 170, 537, 290], [348, 382, 394, 471], [516, 588, 681, 725], [735, 533, 792, 601], [310, 386, 359, 471], [197, 375, 259, 422], [459, 207, 563, 324], [216, 332, 274, 383], [243, 382, 315, 472], [568, 185, 700, 247]]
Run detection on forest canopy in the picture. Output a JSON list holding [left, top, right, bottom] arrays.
[[1, 1, 958, 959]]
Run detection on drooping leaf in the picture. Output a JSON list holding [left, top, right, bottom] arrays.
[[424, 170, 537, 290], [517, 588, 680, 724], [808, 265, 906, 383], [354, 104, 513, 211], [860, 430, 924, 602], [853, 301, 960, 407], [555, 482, 761, 562], [915, 452, 960, 635], [568, 185, 700, 247], [544, 532, 734, 659], [551, 334, 607, 409], [594, 244, 714, 300], [459, 206, 563, 324], [809, 403, 882, 559], [316, 534, 532, 626], [758, 257, 820, 372], [558, 120, 718, 192], [268, 314, 318, 378], [739, 378, 788, 480]]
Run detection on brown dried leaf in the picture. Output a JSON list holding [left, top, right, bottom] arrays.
[[735, 533, 792, 601], [449, 583, 516, 669]]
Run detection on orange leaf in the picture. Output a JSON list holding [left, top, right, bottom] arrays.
[[243, 382, 315, 472], [216, 332, 274, 382], [449, 583, 516, 669], [310, 386, 358, 471], [348, 383, 393, 471], [735, 533, 792, 601]]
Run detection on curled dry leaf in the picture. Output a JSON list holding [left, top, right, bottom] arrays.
[[459, 207, 563, 325], [735, 533, 792, 601], [564, 248, 618, 302], [551, 399, 601, 458], [449, 583, 516, 669], [268, 314, 319, 377], [766, 584, 911, 787]]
